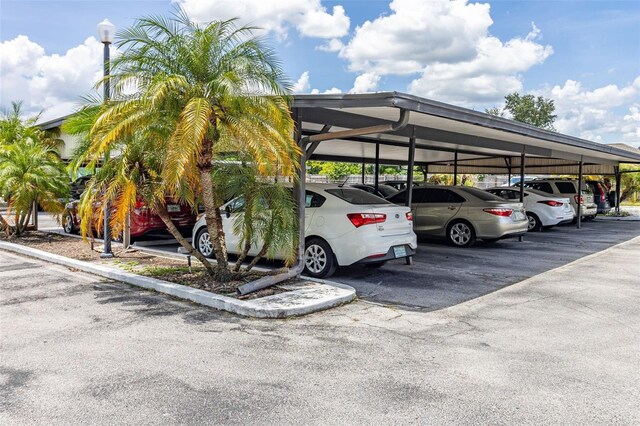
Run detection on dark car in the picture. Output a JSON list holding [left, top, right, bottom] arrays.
[[62, 197, 197, 240], [70, 175, 92, 200], [350, 183, 399, 198], [381, 180, 422, 191], [585, 180, 611, 214]]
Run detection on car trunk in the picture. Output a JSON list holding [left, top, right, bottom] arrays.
[[482, 201, 526, 221], [363, 204, 413, 237]]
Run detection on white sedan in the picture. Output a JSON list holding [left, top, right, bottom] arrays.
[[192, 183, 417, 278], [486, 187, 574, 231]]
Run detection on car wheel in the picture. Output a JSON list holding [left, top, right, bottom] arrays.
[[365, 261, 387, 269], [526, 213, 542, 232], [304, 238, 337, 278], [195, 227, 215, 259], [62, 212, 77, 234], [447, 220, 476, 247]]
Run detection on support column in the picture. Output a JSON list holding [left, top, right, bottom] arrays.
[[453, 151, 458, 186], [406, 129, 416, 207], [374, 143, 380, 192], [361, 160, 366, 184], [519, 151, 525, 242], [615, 166, 621, 214], [577, 159, 583, 229], [292, 108, 306, 278], [519, 152, 525, 202]]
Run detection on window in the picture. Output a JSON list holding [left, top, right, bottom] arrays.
[[422, 188, 466, 203], [490, 189, 518, 200], [523, 182, 553, 194], [325, 188, 390, 205], [458, 187, 504, 201], [388, 190, 406, 204], [305, 191, 326, 208], [555, 182, 576, 194]]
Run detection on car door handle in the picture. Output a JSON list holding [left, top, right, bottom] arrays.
[[447, 205, 457, 210]]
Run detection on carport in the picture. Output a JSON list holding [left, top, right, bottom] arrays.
[[290, 92, 640, 227], [251, 92, 640, 294]]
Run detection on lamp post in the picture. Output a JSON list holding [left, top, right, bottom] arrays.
[[98, 18, 115, 258]]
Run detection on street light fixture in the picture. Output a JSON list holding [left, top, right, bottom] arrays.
[[98, 18, 115, 258]]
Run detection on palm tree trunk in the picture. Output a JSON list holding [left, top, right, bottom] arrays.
[[154, 203, 216, 274], [198, 166, 232, 282], [246, 244, 268, 271], [233, 240, 252, 272]]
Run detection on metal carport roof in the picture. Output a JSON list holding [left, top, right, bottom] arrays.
[[291, 92, 640, 175]]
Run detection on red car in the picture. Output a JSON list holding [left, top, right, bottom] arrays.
[[62, 198, 197, 240]]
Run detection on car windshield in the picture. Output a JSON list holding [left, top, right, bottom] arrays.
[[458, 187, 506, 201], [325, 188, 390, 205]]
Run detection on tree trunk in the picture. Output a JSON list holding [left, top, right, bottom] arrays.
[[246, 244, 268, 271], [154, 203, 216, 274]]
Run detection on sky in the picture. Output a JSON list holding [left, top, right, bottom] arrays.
[[1, 0, 639, 147]]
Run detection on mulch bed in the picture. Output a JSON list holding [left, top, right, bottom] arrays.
[[0, 231, 292, 299]]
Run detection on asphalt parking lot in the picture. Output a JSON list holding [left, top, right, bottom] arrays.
[[2, 235, 640, 424], [38, 213, 640, 311], [336, 218, 640, 310]]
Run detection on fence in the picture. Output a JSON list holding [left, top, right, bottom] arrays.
[[306, 174, 510, 188]]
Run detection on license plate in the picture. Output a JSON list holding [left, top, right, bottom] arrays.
[[393, 245, 407, 258], [167, 204, 180, 213]]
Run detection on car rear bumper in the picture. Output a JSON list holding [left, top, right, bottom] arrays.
[[354, 244, 417, 265], [331, 231, 418, 266], [474, 218, 529, 239]]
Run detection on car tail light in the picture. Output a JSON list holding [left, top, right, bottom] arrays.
[[574, 195, 584, 204], [347, 213, 386, 228], [483, 208, 513, 217], [134, 200, 148, 214], [406, 211, 413, 221], [538, 200, 563, 207]]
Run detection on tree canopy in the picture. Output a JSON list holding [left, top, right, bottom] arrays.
[[487, 92, 557, 131]]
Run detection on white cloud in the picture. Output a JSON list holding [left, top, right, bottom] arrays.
[[0, 35, 104, 121], [292, 71, 311, 93], [340, 0, 493, 74], [544, 76, 640, 144], [310, 87, 342, 94], [408, 25, 553, 105], [317, 38, 344, 53], [350, 72, 380, 93], [337, 0, 552, 105], [174, 0, 350, 39]]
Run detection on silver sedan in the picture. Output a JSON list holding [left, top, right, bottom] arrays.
[[387, 185, 528, 247]]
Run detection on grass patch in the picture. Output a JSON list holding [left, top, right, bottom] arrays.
[[605, 211, 631, 217], [141, 265, 193, 277]]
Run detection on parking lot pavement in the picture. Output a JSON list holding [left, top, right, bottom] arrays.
[[2, 236, 640, 424], [332, 218, 640, 310], [39, 212, 640, 312]]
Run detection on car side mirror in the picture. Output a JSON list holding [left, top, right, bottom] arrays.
[[225, 205, 231, 218]]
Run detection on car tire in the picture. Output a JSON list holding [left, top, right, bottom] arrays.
[[62, 212, 77, 234], [195, 227, 216, 259], [364, 261, 387, 269], [304, 238, 337, 278], [446, 220, 476, 247], [526, 212, 542, 232]]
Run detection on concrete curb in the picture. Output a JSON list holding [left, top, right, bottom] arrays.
[[0, 241, 356, 318]]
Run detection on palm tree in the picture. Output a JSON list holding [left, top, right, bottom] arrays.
[[63, 104, 216, 270], [81, 12, 299, 281], [0, 139, 68, 237]]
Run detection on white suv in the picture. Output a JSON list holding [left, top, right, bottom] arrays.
[[520, 179, 597, 220]]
